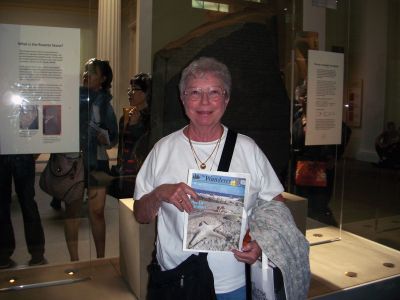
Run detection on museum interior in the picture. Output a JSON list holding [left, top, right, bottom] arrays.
[[0, 0, 399, 299]]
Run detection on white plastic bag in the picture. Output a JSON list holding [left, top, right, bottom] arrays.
[[251, 253, 276, 300]]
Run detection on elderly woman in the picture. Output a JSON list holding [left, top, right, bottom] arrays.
[[134, 57, 283, 299]]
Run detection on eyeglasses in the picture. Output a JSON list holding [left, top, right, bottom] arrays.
[[127, 87, 143, 95], [183, 87, 226, 102]]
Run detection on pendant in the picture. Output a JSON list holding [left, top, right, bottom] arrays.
[[200, 163, 206, 169]]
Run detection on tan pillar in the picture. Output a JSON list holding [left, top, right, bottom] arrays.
[[97, 0, 121, 109], [135, 0, 153, 74]]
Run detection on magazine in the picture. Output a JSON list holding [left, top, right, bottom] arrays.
[[183, 169, 250, 253]]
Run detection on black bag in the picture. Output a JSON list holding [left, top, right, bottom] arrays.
[[147, 253, 216, 300], [108, 175, 136, 199]]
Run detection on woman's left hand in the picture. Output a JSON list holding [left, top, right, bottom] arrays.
[[232, 240, 262, 264]]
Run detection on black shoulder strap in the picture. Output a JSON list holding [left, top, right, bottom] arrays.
[[199, 129, 238, 259], [217, 129, 238, 172]]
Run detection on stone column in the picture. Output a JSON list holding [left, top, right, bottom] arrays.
[[97, 0, 121, 109], [135, 0, 153, 74]]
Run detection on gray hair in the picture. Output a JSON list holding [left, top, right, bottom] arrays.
[[179, 57, 232, 97]]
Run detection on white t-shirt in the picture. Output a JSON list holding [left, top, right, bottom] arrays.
[[134, 125, 284, 294]]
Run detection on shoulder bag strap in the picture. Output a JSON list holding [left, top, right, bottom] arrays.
[[217, 129, 238, 172], [217, 129, 251, 299], [200, 129, 238, 259]]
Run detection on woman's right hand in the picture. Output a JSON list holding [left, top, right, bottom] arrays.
[[128, 107, 140, 125], [134, 183, 199, 223], [154, 183, 198, 213]]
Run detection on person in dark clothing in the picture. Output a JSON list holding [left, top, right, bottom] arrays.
[[375, 121, 400, 168], [0, 154, 46, 268], [117, 73, 151, 174], [109, 73, 151, 198], [292, 112, 351, 225]]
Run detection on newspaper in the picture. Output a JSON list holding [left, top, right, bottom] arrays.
[[183, 169, 250, 253]]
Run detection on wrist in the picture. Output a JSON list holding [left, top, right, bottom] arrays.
[[150, 190, 162, 213]]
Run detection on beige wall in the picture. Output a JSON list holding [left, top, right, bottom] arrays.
[[326, 0, 391, 162], [0, 1, 98, 77], [119, 0, 137, 116], [346, 0, 388, 162]]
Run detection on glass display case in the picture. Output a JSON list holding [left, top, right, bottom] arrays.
[[0, 0, 111, 290], [1, 0, 399, 298]]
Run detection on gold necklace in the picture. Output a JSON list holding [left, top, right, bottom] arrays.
[[208, 137, 222, 171], [188, 129, 222, 170]]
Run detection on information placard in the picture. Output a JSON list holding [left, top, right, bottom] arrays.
[[0, 24, 80, 154], [306, 50, 344, 145]]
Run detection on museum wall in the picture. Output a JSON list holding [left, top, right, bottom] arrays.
[[385, 0, 400, 125], [325, 0, 389, 162], [348, 0, 388, 162], [0, 0, 98, 79]]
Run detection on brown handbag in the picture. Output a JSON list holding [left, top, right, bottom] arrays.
[[39, 153, 85, 204]]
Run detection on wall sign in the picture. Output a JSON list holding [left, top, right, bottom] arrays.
[[0, 24, 80, 154], [306, 50, 344, 145]]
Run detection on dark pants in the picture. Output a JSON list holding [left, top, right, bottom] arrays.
[[294, 167, 337, 225], [376, 143, 400, 165], [0, 155, 45, 260]]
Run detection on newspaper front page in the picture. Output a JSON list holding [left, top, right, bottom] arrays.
[[183, 169, 250, 253]]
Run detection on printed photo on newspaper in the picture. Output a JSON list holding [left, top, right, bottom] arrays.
[[183, 169, 250, 253]]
